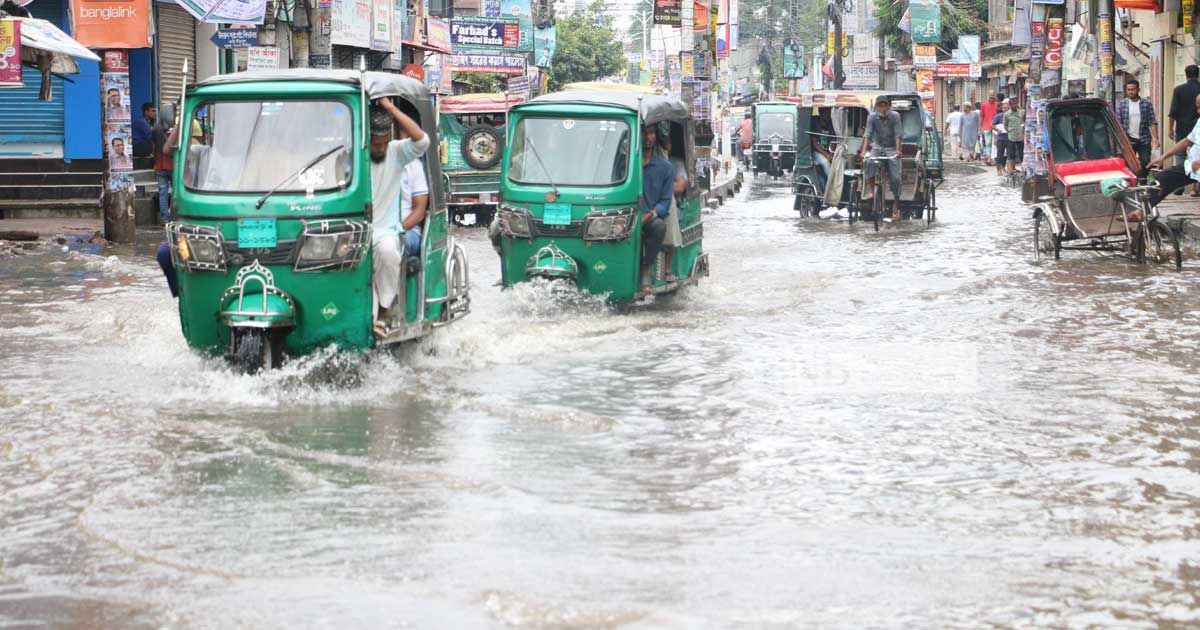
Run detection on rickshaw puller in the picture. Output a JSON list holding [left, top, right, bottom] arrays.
[[640, 124, 674, 295], [369, 98, 430, 331], [859, 95, 903, 221]]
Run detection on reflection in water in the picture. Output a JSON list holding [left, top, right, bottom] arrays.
[[2, 171, 1200, 627]]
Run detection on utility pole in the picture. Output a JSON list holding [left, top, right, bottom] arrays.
[[832, 2, 843, 88], [1097, 0, 1114, 106]]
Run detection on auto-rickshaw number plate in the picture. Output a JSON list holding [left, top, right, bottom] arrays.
[[238, 219, 278, 248], [543, 203, 572, 226]]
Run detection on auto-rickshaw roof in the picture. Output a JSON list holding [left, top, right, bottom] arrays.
[[1044, 97, 1109, 111], [440, 92, 524, 113], [522, 90, 689, 125], [194, 69, 429, 102]]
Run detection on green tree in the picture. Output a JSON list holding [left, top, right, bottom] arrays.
[[873, 0, 988, 61], [548, 0, 628, 90]]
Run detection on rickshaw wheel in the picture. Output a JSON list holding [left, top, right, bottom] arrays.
[[231, 329, 285, 374], [926, 187, 937, 225], [871, 180, 884, 232], [1034, 213, 1060, 262], [1138, 220, 1183, 270]]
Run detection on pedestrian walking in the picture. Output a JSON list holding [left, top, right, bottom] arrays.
[[1004, 99, 1025, 174], [1168, 64, 1200, 196], [944, 105, 964, 160], [992, 101, 1009, 176], [980, 92, 999, 166], [959, 103, 980, 161], [1116, 78, 1159, 174]]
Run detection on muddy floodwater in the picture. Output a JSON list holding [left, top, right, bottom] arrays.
[[2, 170, 1199, 628]]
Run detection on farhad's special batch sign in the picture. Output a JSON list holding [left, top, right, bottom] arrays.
[[450, 16, 519, 50]]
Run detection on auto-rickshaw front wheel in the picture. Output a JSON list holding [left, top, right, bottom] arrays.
[[230, 328, 286, 373]]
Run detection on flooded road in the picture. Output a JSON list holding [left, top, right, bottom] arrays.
[[2, 170, 1200, 628]]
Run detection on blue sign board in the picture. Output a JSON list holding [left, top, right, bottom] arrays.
[[210, 28, 259, 49]]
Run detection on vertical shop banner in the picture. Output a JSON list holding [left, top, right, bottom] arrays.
[[499, 0, 533, 51], [728, 0, 737, 48], [371, 0, 392, 51], [331, 0, 372, 47], [654, 0, 682, 26], [908, 0, 941, 44], [534, 25, 555, 67], [783, 41, 804, 78], [1185, 0, 1194, 33], [1044, 17, 1062, 68], [1012, 0, 1032, 45], [176, 0, 268, 24], [0, 20, 21, 87], [913, 43, 937, 67], [426, 18, 451, 51], [957, 34, 980, 62], [70, 0, 152, 47], [826, 30, 849, 57], [391, 0, 404, 56], [1030, 20, 1044, 59]]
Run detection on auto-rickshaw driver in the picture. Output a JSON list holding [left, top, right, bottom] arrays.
[[367, 97, 429, 334]]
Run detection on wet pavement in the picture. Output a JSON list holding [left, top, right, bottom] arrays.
[[2, 170, 1199, 628]]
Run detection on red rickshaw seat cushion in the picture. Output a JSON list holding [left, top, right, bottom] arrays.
[[1053, 158, 1135, 195], [900, 142, 919, 157]]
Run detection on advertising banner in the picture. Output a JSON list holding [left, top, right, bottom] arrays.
[[247, 46, 280, 69], [371, 0, 392, 51], [935, 62, 980, 77], [508, 75, 530, 99], [450, 16, 519, 50], [331, 0, 372, 47], [0, 20, 20, 87], [654, 0, 681, 26], [426, 18, 450, 51], [957, 34, 980, 62], [499, 0, 533, 51], [826, 30, 849, 56], [176, 0, 267, 24], [534, 24, 555, 67], [70, 0, 151, 48], [450, 51, 527, 74], [844, 64, 879, 87], [1030, 20, 1044, 59], [1044, 17, 1062, 68], [101, 61, 133, 190], [913, 43, 937, 67], [783, 40, 804, 78], [909, 0, 941, 45]]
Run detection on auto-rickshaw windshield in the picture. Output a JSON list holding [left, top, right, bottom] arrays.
[[758, 112, 794, 139], [509, 117, 631, 186], [184, 100, 353, 193]]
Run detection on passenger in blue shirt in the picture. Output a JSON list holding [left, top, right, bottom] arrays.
[[132, 102, 155, 157], [639, 123, 673, 295]]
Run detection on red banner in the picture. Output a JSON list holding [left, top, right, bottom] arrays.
[[1044, 17, 1063, 69], [0, 20, 21, 87], [935, 63, 979, 77]]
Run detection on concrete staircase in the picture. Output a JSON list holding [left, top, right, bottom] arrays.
[[0, 158, 159, 224]]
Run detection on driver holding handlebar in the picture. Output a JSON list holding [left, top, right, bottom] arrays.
[[859, 95, 903, 221]]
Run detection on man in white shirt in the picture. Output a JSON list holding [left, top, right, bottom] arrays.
[[368, 97, 429, 332], [1147, 94, 1200, 206], [944, 107, 964, 160]]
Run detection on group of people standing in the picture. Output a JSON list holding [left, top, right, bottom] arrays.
[[942, 91, 1024, 176]]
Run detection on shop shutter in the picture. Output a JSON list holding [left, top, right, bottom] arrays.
[[156, 3, 196, 107], [0, 0, 64, 146]]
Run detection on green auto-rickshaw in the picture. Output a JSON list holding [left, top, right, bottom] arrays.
[[495, 89, 709, 301], [165, 69, 470, 371], [751, 101, 800, 178]]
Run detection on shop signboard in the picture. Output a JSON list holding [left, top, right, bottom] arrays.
[[450, 51, 527, 74], [450, 16, 519, 50]]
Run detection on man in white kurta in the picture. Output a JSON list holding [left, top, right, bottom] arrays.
[[368, 97, 429, 331]]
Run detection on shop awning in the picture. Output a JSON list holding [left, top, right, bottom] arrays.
[[16, 17, 101, 75]]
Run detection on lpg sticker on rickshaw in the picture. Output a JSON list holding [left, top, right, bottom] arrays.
[[237, 218, 278, 248], [321, 302, 339, 321], [543, 203, 572, 225], [593, 260, 607, 273], [562, 119, 575, 130]]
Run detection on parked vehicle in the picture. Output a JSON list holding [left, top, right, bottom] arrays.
[[790, 91, 943, 230], [439, 92, 523, 226], [750, 101, 800, 178], [1030, 97, 1181, 269], [165, 69, 470, 371], [495, 88, 709, 301]]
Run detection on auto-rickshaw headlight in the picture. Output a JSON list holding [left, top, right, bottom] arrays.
[[583, 208, 636, 241], [498, 206, 532, 238], [294, 219, 370, 272], [166, 222, 226, 272]]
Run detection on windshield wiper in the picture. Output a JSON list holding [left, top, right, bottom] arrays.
[[255, 144, 345, 209], [523, 137, 560, 198]]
